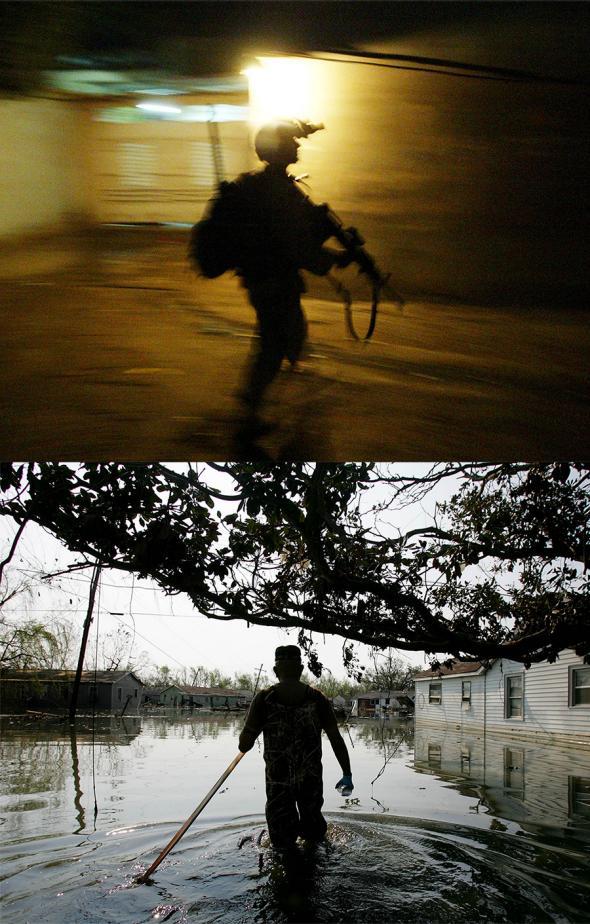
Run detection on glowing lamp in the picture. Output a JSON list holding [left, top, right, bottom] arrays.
[[242, 57, 314, 128]]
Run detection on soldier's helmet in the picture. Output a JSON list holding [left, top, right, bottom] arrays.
[[254, 120, 324, 163]]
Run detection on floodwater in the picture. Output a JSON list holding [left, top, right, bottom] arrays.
[[1, 714, 589, 923]]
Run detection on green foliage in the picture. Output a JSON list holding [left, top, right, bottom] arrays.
[[1, 462, 588, 674], [1, 618, 62, 669]]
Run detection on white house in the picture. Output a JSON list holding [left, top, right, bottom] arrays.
[[414, 649, 590, 746]]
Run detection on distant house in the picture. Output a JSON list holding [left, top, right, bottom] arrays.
[[414, 648, 590, 745], [142, 687, 164, 706], [329, 694, 350, 716], [160, 685, 251, 710], [159, 685, 185, 708], [352, 689, 415, 718], [183, 686, 251, 709], [0, 669, 144, 713]]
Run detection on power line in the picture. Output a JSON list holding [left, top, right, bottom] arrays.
[[14, 568, 165, 593], [3, 606, 205, 619], [289, 48, 590, 87], [105, 609, 199, 672], [6, 566, 206, 619]]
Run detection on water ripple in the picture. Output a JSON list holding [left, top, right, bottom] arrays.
[[1, 814, 588, 923]]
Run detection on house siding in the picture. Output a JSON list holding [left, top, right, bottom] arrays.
[[415, 650, 590, 744], [415, 672, 485, 729], [485, 651, 590, 740]]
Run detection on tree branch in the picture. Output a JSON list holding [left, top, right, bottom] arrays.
[[0, 518, 28, 585]]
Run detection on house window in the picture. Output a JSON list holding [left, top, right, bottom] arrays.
[[504, 674, 524, 719], [570, 665, 590, 706], [568, 777, 590, 819], [429, 682, 442, 705], [118, 688, 122, 701], [462, 681, 471, 704]]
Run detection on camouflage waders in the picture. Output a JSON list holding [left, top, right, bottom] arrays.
[[262, 688, 328, 849]]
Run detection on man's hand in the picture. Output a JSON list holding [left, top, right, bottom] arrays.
[[332, 249, 355, 269], [335, 774, 354, 796]]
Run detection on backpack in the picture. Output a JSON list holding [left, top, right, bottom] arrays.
[[188, 181, 242, 279]]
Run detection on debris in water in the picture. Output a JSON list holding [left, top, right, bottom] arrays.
[[152, 904, 178, 921]]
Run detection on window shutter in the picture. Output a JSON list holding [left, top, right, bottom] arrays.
[[118, 143, 156, 187], [190, 141, 216, 189]]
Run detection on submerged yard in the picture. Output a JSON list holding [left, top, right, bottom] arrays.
[[1, 713, 589, 922]]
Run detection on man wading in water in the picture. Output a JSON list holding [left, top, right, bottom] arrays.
[[238, 645, 353, 855], [231, 120, 353, 438]]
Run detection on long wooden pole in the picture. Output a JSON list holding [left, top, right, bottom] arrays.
[[136, 751, 245, 883]]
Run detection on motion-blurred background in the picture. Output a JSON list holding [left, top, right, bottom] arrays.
[[1, 1, 588, 306]]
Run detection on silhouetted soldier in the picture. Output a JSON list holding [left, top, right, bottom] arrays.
[[238, 645, 353, 855], [232, 120, 352, 436]]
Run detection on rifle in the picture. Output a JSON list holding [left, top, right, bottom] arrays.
[[320, 203, 404, 305], [296, 177, 404, 340]]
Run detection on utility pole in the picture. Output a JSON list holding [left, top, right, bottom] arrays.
[[207, 106, 225, 185], [69, 563, 101, 723], [252, 662, 266, 697]]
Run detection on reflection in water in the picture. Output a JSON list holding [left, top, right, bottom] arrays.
[[351, 717, 415, 749], [0, 715, 142, 834], [68, 724, 85, 833], [413, 718, 590, 842], [1, 715, 589, 922]]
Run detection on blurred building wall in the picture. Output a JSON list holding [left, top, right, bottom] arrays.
[[279, 55, 587, 307], [88, 96, 252, 223], [0, 98, 91, 237]]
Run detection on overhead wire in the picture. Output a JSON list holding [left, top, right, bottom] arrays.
[[281, 48, 589, 87], [126, 573, 137, 666], [105, 609, 201, 673]]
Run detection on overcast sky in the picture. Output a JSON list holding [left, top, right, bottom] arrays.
[[0, 464, 456, 681]]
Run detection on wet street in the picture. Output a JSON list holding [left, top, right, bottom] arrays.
[[2, 225, 589, 460]]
